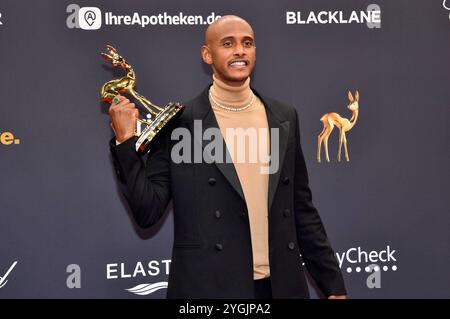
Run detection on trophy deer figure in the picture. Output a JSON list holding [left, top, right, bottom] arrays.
[[100, 45, 163, 117], [317, 90, 359, 163], [100, 45, 184, 155]]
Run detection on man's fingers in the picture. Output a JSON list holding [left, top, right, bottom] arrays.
[[113, 95, 126, 103], [116, 101, 138, 111], [115, 98, 131, 108], [121, 102, 136, 109], [109, 97, 138, 117]]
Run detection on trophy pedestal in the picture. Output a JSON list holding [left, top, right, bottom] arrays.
[[135, 102, 184, 155]]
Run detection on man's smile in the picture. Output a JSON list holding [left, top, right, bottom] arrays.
[[229, 59, 249, 69]]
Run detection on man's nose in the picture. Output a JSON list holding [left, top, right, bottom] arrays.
[[233, 43, 246, 56]]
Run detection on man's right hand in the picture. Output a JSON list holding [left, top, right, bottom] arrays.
[[109, 95, 140, 144]]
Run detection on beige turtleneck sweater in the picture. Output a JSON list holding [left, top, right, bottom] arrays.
[[209, 74, 270, 280]]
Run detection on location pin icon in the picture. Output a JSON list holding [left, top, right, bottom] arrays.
[[84, 10, 96, 26]]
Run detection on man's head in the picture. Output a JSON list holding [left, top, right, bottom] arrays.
[[201, 15, 256, 87]]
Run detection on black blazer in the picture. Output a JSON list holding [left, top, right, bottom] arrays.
[[110, 85, 346, 298]]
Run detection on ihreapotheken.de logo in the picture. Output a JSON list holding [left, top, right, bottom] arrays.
[[66, 4, 220, 30]]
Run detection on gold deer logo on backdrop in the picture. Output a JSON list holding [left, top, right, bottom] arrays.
[[317, 90, 359, 163]]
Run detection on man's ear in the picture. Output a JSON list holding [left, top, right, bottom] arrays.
[[201, 45, 213, 65]]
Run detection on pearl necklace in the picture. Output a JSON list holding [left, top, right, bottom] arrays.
[[209, 88, 255, 112]]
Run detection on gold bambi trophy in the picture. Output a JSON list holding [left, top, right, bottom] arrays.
[[100, 45, 184, 155]]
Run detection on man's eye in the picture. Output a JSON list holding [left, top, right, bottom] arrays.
[[244, 41, 253, 47], [223, 42, 232, 47]]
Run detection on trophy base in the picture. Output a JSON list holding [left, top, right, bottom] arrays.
[[135, 102, 184, 155]]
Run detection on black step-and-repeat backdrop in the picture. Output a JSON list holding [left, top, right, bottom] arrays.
[[0, 0, 449, 298]]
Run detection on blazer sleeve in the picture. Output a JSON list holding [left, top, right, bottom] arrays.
[[109, 132, 172, 228], [292, 108, 347, 297]]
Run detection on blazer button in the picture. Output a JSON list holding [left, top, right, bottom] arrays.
[[215, 210, 221, 219], [283, 209, 291, 217], [282, 177, 290, 185], [208, 178, 216, 185], [288, 242, 295, 250], [240, 211, 247, 218], [215, 243, 223, 251]]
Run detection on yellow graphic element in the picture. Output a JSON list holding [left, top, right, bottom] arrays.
[[317, 90, 359, 162], [0, 131, 20, 145]]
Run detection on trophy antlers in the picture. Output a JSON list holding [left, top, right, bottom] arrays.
[[101, 45, 125, 68], [100, 45, 117, 61]]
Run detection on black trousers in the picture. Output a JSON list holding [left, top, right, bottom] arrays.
[[254, 277, 272, 299]]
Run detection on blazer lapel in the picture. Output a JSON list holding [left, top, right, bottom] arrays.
[[192, 86, 245, 202], [254, 93, 290, 212], [266, 104, 290, 212]]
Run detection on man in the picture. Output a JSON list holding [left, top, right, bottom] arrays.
[[109, 15, 347, 299]]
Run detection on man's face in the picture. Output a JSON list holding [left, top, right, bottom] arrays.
[[202, 18, 256, 85]]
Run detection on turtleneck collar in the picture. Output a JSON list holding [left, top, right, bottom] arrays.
[[209, 74, 253, 109]]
